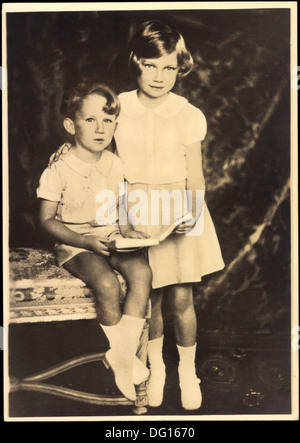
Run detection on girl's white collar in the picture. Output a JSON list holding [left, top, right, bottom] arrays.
[[119, 90, 188, 119]]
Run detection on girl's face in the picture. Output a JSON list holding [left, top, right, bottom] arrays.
[[66, 94, 117, 160], [137, 51, 179, 100]]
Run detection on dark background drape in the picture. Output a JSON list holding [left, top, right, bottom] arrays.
[[6, 8, 291, 340]]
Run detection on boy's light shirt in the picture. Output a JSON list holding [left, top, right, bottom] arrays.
[[37, 149, 124, 226]]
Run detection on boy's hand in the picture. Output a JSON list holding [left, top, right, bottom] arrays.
[[85, 235, 111, 257], [123, 229, 149, 239]]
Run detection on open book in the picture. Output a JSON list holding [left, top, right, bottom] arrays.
[[106, 212, 193, 252]]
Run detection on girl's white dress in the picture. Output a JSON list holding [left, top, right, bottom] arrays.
[[115, 90, 225, 289]]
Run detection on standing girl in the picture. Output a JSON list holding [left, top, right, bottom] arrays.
[[37, 80, 152, 402], [114, 20, 225, 410]]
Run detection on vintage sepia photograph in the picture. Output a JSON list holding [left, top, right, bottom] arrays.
[[2, 2, 298, 422]]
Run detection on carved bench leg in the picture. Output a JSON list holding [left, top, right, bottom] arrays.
[[9, 326, 149, 414], [9, 352, 133, 407]]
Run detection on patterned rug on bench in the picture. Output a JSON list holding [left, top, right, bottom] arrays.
[[9, 248, 127, 323]]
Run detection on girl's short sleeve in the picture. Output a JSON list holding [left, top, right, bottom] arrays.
[[36, 163, 62, 202], [183, 104, 207, 146]]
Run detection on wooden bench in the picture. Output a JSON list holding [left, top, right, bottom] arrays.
[[8, 247, 149, 415]]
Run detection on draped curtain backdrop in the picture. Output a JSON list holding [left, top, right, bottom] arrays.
[[7, 9, 291, 339]]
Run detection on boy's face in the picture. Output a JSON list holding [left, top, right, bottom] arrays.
[[137, 51, 179, 99], [68, 94, 117, 156]]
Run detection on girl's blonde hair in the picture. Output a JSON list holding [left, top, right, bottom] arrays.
[[128, 20, 193, 79]]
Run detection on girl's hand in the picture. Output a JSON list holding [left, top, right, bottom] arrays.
[[49, 143, 72, 166], [85, 235, 111, 257], [174, 220, 196, 234], [123, 229, 149, 239]]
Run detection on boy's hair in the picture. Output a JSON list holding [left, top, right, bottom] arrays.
[[128, 20, 193, 79], [49, 80, 119, 165], [60, 79, 120, 120]]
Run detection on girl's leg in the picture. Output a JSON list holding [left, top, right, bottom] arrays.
[[168, 284, 201, 410], [147, 288, 166, 407], [148, 288, 164, 340], [167, 283, 196, 347]]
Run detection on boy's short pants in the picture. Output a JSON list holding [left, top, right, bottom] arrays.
[[54, 223, 122, 266]]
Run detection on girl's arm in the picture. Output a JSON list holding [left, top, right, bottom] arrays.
[[176, 141, 205, 232], [39, 199, 111, 257], [186, 140, 206, 214]]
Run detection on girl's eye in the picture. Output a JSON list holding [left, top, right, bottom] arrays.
[[85, 118, 94, 122], [104, 118, 113, 124], [144, 64, 154, 69], [166, 66, 177, 71]]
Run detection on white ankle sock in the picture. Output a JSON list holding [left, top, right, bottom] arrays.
[[177, 343, 197, 368], [148, 335, 164, 366]]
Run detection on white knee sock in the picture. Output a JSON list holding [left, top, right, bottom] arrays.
[[100, 320, 122, 349], [100, 316, 149, 387]]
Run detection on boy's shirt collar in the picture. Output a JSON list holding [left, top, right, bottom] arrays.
[[57, 144, 112, 178]]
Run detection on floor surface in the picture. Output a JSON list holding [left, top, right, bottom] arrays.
[[7, 318, 292, 420]]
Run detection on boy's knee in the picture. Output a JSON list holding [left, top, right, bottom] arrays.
[[144, 263, 153, 283], [138, 262, 153, 285], [126, 263, 152, 297], [94, 272, 120, 298], [129, 258, 152, 283]]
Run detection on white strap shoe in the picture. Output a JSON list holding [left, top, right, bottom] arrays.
[[178, 366, 202, 410], [147, 364, 166, 407], [146, 336, 166, 407]]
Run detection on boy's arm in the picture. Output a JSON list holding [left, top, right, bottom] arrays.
[[39, 199, 111, 257]]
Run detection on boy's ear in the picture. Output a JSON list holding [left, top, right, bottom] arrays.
[[63, 118, 75, 135]]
